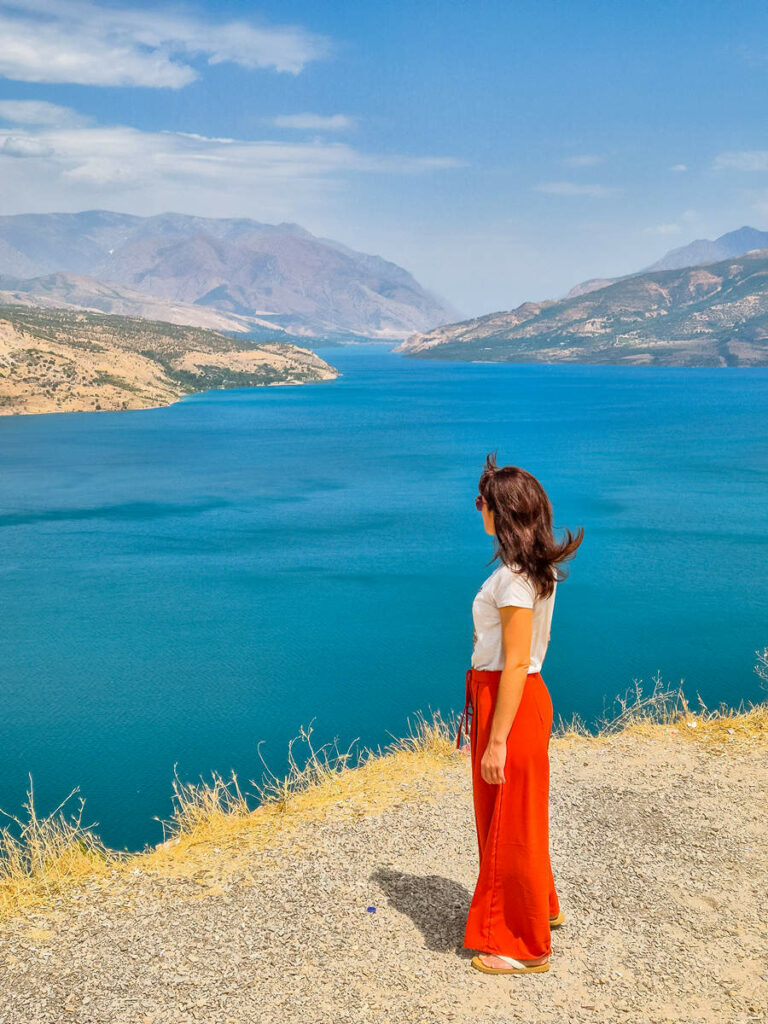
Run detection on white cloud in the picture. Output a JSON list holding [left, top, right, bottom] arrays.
[[670, 163, 688, 172], [1, 134, 54, 157], [0, 99, 89, 126], [712, 151, 768, 171], [642, 223, 681, 235], [271, 114, 357, 132], [0, 116, 463, 220], [0, 0, 331, 87], [561, 154, 604, 167], [533, 181, 621, 198]]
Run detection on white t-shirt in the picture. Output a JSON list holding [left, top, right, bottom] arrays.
[[471, 561, 556, 673]]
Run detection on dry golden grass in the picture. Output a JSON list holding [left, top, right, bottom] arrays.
[[554, 661, 768, 748], [2, 653, 766, 920], [0, 710, 459, 917], [0, 777, 120, 918], [139, 710, 460, 880]]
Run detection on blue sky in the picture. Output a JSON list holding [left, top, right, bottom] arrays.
[[1, 0, 768, 314]]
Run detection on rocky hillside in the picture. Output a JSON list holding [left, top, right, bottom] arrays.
[[0, 212, 457, 339], [0, 305, 337, 416], [395, 248, 768, 366]]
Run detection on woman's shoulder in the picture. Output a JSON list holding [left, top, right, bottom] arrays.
[[482, 560, 523, 586], [495, 560, 529, 583], [490, 561, 536, 607], [493, 561, 557, 601]]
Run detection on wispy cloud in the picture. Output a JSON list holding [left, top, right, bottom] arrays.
[[561, 154, 604, 167], [712, 150, 768, 171], [669, 163, 688, 172], [270, 114, 357, 132], [1, 135, 54, 157], [0, 99, 90, 127], [0, 0, 331, 87], [0, 113, 463, 220], [533, 181, 621, 197]]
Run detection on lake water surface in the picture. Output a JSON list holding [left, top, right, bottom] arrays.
[[1, 345, 766, 850]]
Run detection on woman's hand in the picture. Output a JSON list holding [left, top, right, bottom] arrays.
[[481, 737, 507, 784]]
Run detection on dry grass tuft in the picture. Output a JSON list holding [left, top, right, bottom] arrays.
[[756, 646, 768, 688], [556, 654, 768, 748], [139, 709, 460, 879], [0, 776, 124, 918]]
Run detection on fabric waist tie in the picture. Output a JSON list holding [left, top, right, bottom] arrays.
[[456, 667, 506, 748], [456, 666, 546, 748], [456, 668, 474, 749]]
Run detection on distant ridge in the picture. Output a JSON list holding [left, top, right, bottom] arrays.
[[564, 225, 768, 299], [640, 225, 768, 273], [0, 271, 275, 336], [0, 211, 460, 339]]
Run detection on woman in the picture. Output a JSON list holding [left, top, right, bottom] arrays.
[[456, 452, 583, 975]]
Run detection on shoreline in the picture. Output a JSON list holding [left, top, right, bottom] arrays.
[[0, 366, 340, 419]]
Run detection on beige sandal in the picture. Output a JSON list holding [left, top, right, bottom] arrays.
[[471, 911, 563, 974], [471, 910, 563, 973], [471, 953, 550, 974]]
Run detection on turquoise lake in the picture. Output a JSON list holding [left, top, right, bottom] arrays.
[[1, 345, 767, 851]]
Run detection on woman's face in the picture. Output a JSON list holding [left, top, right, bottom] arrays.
[[480, 498, 496, 536]]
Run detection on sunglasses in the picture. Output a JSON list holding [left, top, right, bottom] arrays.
[[475, 494, 486, 511]]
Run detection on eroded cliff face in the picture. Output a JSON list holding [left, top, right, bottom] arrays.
[[394, 301, 551, 354], [0, 305, 337, 416]]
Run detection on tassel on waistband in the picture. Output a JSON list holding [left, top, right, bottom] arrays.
[[456, 667, 474, 749]]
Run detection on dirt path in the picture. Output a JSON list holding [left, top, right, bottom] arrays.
[[0, 728, 765, 1024]]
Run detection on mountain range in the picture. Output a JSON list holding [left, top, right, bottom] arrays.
[[395, 247, 768, 366], [0, 271, 269, 335], [4, 213, 768, 367], [0, 211, 458, 340]]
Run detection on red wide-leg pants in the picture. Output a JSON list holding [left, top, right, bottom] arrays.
[[456, 666, 560, 959]]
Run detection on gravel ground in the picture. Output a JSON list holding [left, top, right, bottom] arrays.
[[0, 729, 765, 1024]]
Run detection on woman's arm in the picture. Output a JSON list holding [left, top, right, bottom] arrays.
[[480, 605, 533, 785]]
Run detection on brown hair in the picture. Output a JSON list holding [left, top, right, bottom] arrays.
[[478, 451, 584, 599]]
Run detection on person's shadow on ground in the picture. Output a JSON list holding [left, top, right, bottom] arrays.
[[371, 867, 474, 957]]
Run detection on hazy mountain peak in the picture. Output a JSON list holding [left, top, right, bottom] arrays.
[[0, 211, 458, 338], [640, 225, 768, 273], [563, 224, 768, 300]]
